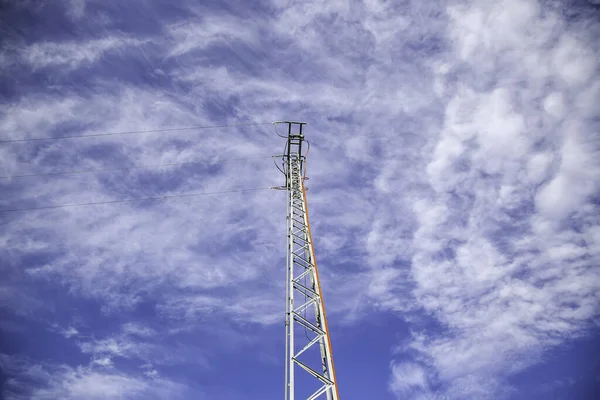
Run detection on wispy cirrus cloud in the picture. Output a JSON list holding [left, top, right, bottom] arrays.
[[1, 35, 146, 72], [1, 0, 599, 399], [0, 353, 189, 400]]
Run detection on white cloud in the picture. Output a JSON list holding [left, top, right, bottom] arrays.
[[60, 326, 80, 338], [1, 354, 187, 400], [21, 37, 145, 70], [389, 362, 429, 395], [526, 152, 554, 184], [66, 0, 87, 20], [0, 82, 286, 322], [91, 357, 113, 367], [535, 125, 599, 221], [543, 92, 566, 119], [35, 369, 183, 400], [2, 0, 599, 399], [393, 0, 600, 397], [552, 34, 597, 87], [167, 17, 259, 57], [75, 322, 212, 369], [158, 291, 282, 326], [122, 323, 156, 337]]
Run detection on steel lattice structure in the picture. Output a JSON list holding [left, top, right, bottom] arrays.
[[275, 122, 340, 400]]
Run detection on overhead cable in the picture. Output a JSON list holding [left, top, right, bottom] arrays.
[[0, 155, 274, 180], [273, 122, 287, 138], [0, 187, 271, 213], [0, 122, 273, 144]]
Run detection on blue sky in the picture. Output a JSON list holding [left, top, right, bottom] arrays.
[[1, 0, 599, 399]]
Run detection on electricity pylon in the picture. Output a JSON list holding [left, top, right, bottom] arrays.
[[274, 121, 340, 400]]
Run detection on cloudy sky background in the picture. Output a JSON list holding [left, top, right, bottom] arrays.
[[1, 0, 599, 399]]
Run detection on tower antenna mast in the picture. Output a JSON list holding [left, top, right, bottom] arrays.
[[276, 121, 340, 400]]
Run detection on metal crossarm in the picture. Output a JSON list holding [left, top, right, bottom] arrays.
[[278, 121, 340, 400]]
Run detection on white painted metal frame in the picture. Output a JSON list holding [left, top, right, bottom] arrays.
[[282, 122, 339, 400]]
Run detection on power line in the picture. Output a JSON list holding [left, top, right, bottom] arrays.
[[0, 155, 275, 180], [0, 122, 273, 144], [0, 187, 272, 213]]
